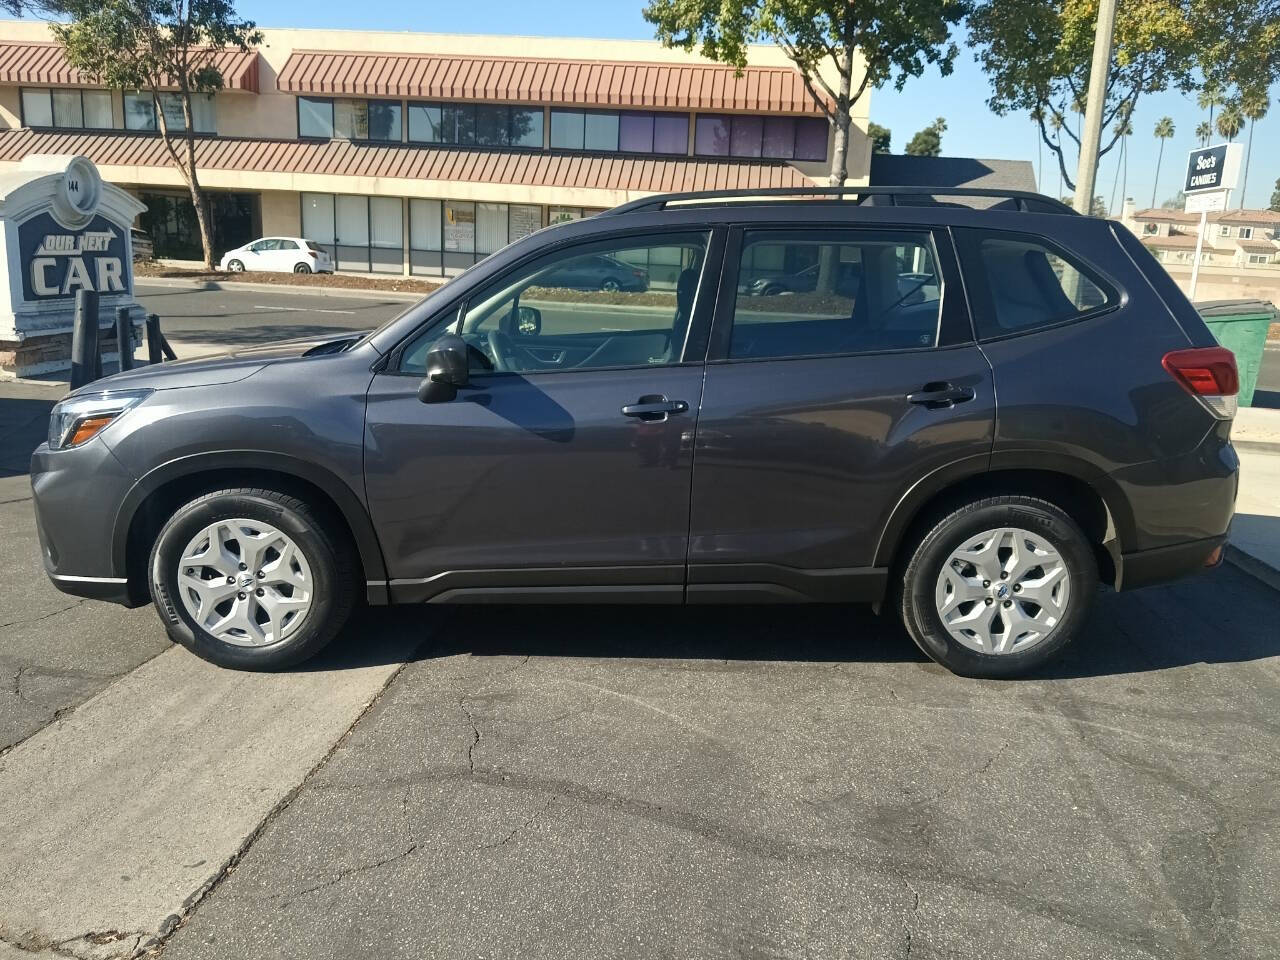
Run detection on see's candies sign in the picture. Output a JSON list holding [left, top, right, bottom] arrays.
[[1184, 143, 1243, 194]]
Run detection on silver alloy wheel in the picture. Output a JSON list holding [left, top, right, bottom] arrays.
[[934, 527, 1071, 655], [174, 518, 313, 647]]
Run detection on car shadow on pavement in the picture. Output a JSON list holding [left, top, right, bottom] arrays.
[[302, 561, 1280, 681]]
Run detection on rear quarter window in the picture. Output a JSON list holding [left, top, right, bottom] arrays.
[[956, 230, 1116, 340]]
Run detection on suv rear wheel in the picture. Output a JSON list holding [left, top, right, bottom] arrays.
[[900, 496, 1097, 678], [148, 488, 356, 669]]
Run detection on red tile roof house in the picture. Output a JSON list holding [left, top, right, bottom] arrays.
[[1118, 199, 1280, 303], [0, 22, 872, 276]]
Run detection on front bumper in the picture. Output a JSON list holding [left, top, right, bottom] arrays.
[[30, 439, 144, 607]]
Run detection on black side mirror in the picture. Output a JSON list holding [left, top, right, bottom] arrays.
[[515, 305, 542, 336], [418, 333, 470, 403]]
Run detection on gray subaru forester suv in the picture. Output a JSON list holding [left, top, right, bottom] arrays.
[[30, 187, 1240, 678]]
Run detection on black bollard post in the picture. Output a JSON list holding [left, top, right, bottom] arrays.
[[146, 313, 162, 365], [70, 289, 100, 389], [115, 306, 134, 371]]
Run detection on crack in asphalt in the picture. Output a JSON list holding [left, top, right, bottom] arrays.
[[0, 600, 88, 633], [281, 843, 421, 904]]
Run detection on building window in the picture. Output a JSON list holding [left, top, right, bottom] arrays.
[[1219, 225, 1233, 238], [406, 103, 542, 148], [300, 97, 400, 141], [1248, 253, 1271, 264], [124, 92, 216, 133], [695, 114, 828, 161], [20, 88, 116, 129], [1239, 226, 1254, 239], [299, 97, 333, 138], [550, 109, 586, 150]]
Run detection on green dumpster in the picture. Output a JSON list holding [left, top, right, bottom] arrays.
[[1195, 299, 1277, 408]]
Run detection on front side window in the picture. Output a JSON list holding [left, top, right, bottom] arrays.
[[400, 233, 709, 376], [959, 231, 1114, 339], [729, 230, 942, 360]]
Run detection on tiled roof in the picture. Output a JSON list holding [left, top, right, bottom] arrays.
[[1132, 206, 1280, 226], [0, 127, 812, 193], [1216, 209, 1280, 225], [1238, 239, 1279, 253], [0, 41, 260, 92], [1141, 234, 1220, 250], [1132, 208, 1199, 223], [276, 50, 826, 114]]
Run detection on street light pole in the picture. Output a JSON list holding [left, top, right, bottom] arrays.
[[1073, 0, 1118, 215]]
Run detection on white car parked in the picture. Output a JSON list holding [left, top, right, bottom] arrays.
[[219, 237, 334, 274]]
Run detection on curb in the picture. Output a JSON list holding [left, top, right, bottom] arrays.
[[1232, 439, 1280, 455], [135, 276, 427, 302], [1225, 545, 1280, 594]]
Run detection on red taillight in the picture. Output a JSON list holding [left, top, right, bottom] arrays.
[[1162, 347, 1238, 395], [1162, 346, 1238, 419], [307, 250, 318, 258]]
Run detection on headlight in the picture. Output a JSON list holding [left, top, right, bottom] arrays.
[[48, 389, 152, 451]]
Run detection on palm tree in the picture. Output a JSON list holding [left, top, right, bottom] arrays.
[[1217, 102, 1244, 142], [1109, 109, 1133, 215], [1049, 111, 1065, 197], [1239, 94, 1269, 209], [1196, 120, 1212, 146], [1152, 117, 1175, 207], [1198, 82, 1223, 129]]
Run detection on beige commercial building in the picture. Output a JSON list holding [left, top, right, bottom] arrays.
[[0, 21, 870, 276]]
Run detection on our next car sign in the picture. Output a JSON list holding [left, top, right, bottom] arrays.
[[19, 213, 130, 301]]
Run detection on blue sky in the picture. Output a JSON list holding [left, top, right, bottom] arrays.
[[238, 0, 1280, 211]]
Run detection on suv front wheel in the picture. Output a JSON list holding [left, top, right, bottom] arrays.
[[900, 496, 1098, 678], [148, 488, 356, 669]]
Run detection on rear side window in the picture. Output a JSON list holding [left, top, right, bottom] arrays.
[[959, 231, 1115, 339], [727, 229, 942, 360]]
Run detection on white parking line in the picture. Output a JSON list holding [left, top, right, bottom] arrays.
[[253, 304, 356, 315]]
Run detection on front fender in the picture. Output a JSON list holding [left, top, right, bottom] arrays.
[[111, 450, 390, 604]]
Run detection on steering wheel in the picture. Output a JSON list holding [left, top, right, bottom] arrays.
[[487, 329, 518, 372]]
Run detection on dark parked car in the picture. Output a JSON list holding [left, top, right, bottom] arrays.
[[31, 187, 1239, 678]]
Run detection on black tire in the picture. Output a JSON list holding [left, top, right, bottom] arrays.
[[899, 496, 1098, 679], [148, 488, 356, 670], [226, 259, 244, 273], [293, 263, 312, 274]]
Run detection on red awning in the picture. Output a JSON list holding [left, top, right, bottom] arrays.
[[277, 51, 826, 114], [0, 42, 260, 92]]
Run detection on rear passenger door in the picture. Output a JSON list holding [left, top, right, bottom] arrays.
[[687, 225, 995, 602]]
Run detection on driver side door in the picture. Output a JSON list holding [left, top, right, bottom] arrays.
[[363, 228, 722, 603]]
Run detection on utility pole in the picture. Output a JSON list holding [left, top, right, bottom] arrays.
[[1073, 0, 1118, 215]]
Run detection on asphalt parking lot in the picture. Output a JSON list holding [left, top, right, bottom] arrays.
[[0, 286, 1278, 959]]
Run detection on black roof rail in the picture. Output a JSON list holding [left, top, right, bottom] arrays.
[[603, 185, 1078, 217]]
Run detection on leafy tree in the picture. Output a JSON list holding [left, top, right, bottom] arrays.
[[1239, 93, 1268, 209], [643, 0, 969, 186], [1163, 190, 1186, 210], [1216, 101, 1244, 141], [1271, 178, 1280, 212], [1196, 120, 1212, 146], [905, 116, 947, 156], [969, 0, 1280, 194], [50, 1, 261, 268], [866, 122, 892, 153], [1151, 117, 1174, 208]]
